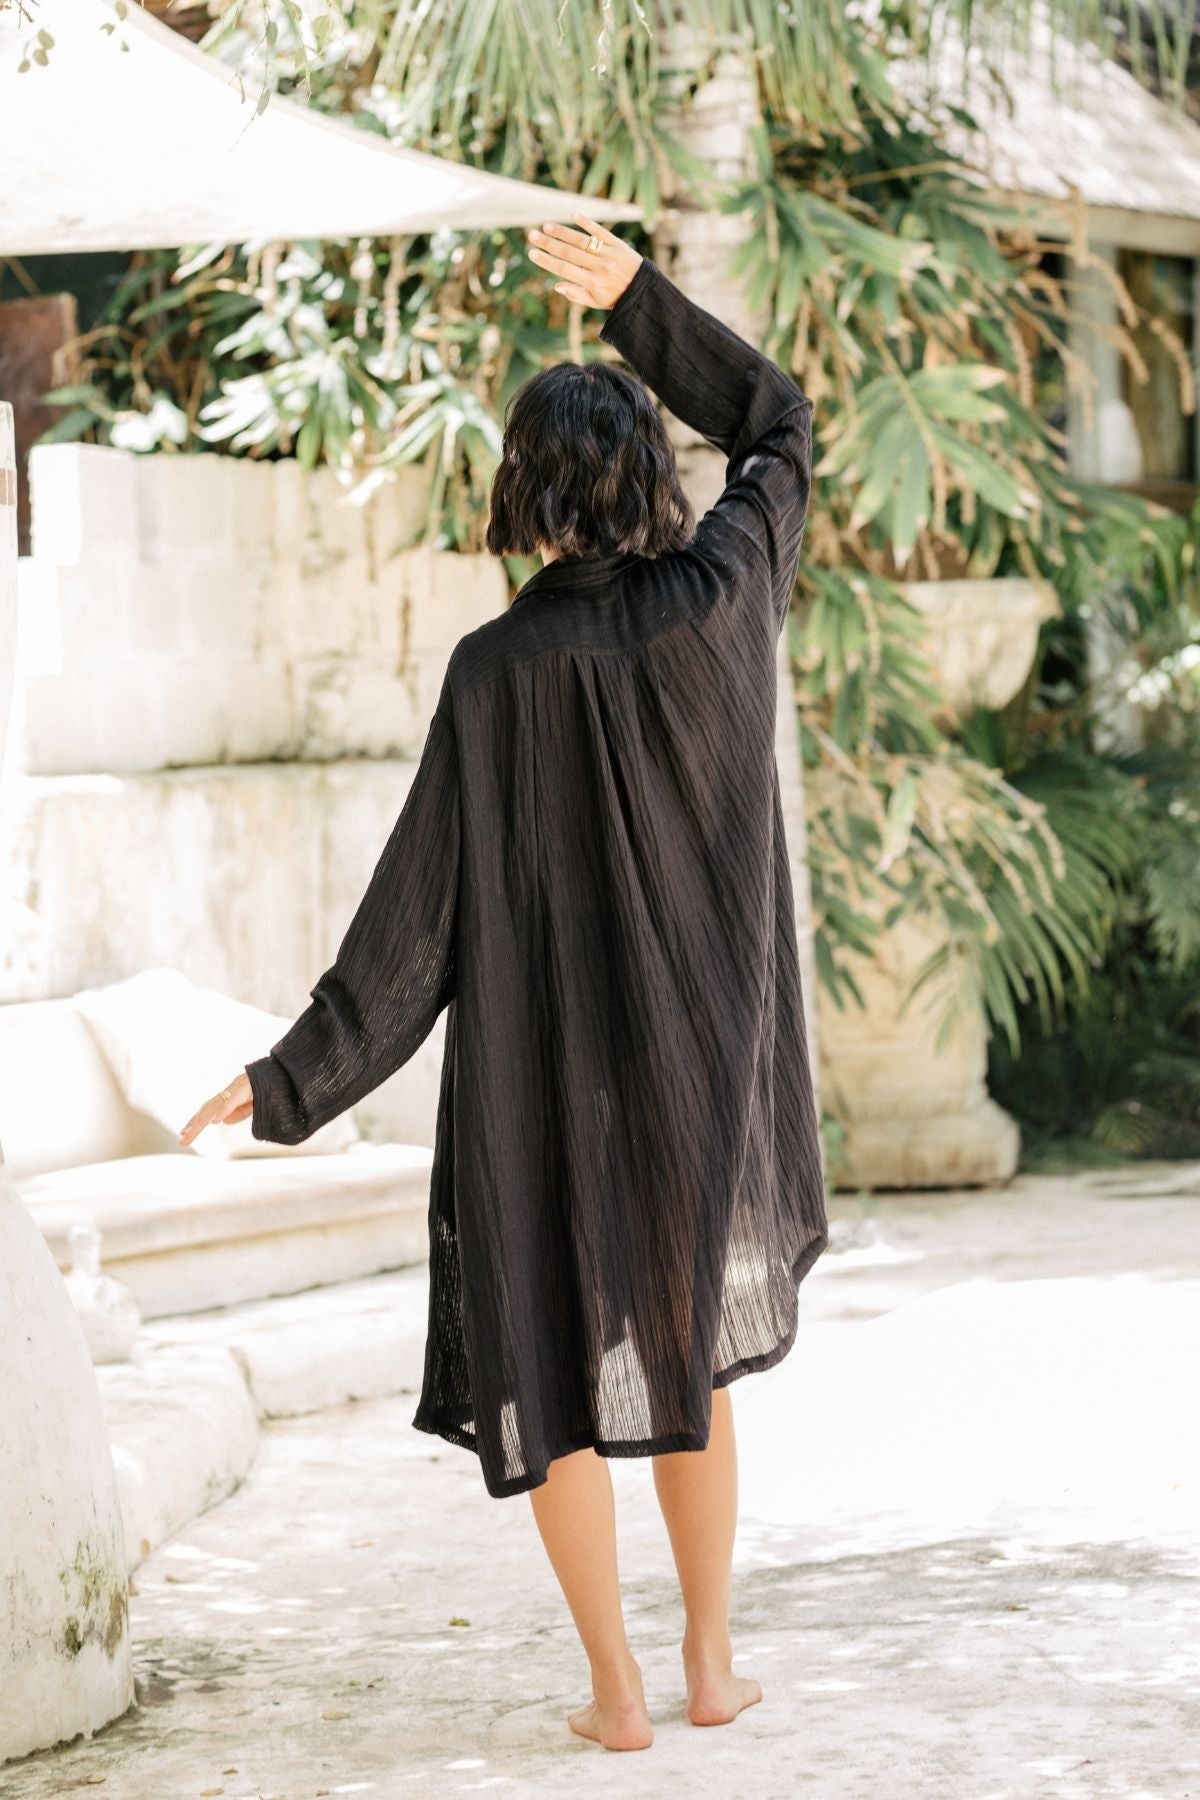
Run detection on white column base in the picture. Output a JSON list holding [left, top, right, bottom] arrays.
[[0, 1163, 134, 1764]]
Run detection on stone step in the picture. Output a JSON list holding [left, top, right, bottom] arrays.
[[23, 1142, 434, 1318], [99, 1265, 431, 1572], [139, 1264, 431, 1416]]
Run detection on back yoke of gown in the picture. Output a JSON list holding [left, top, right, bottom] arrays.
[[246, 252, 830, 1498]]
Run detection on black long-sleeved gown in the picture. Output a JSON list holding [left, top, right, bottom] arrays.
[[245, 253, 829, 1498]]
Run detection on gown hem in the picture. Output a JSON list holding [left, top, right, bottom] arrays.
[[410, 1225, 830, 1499]]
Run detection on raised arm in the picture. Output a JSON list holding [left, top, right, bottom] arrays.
[[244, 691, 460, 1145], [524, 223, 813, 624], [597, 253, 814, 626]]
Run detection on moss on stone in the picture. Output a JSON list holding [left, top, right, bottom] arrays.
[[57, 1532, 128, 1662]]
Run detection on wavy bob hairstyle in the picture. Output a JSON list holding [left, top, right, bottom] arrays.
[[485, 360, 694, 562]]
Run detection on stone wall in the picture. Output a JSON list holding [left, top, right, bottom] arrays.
[[2, 446, 508, 1145], [10, 443, 500, 776]]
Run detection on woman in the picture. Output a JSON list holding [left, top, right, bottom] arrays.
[[180, 214, 829, 1752]]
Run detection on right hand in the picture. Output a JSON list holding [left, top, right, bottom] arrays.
[[178, 1070, 254, 1147], [525, 212, 643, 312]]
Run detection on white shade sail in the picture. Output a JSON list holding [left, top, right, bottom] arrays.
[[0, 0, 641, 255]]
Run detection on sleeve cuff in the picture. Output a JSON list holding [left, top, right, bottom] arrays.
[[599, 255, 658, 345], [245, 1054, 302, 1144]]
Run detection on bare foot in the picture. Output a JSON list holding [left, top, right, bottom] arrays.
[[682, 1640, 763, 1726], [567, 1652, 654, 1751]]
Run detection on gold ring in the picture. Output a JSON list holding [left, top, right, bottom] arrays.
[[219, 1087, 232, 1104], [586, 235, 602, 254]]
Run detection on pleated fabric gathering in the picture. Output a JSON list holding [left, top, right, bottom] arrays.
[[246, 253, 829, 1498]]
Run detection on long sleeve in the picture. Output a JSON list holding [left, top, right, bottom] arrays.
[[598, 255, 813, 625], [245, 695, 460, 1146]]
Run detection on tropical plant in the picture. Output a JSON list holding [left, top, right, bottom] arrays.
[[974, 499, 1200, 1157], [189, 0, 1199, 127], [24, 0, 1200, 1152]]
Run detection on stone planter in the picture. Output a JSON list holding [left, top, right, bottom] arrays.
[[817, 911, 1020, 1190], [900, 576, 1060, 719], [817, 575, 1058, 1190]]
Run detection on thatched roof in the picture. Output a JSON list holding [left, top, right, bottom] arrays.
[[898, 9, 1200, 250]]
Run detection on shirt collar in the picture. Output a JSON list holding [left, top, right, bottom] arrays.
[[511, 547, 644, 607]]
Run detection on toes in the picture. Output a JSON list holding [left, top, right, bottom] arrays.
[[568, 1706, 599, 1741]]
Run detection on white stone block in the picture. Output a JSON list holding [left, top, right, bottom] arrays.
[[135, 451, 237, 560], [105, 1210, 430, 1319], [153, 654, 294, 767], [54, 558, 137, 664], [304, 466, 372, 562], [227, 457, 279, 559], [321, 762, 419, 907], [296, 656, 423, 761], [424, 545, 510, 651], [296, 558, 394, 659], [0, 996, 156, 1182], [87, 658, 172, 773], [272, 559, 388, 662], [18, 449, 508, 774], [899, 577, 1060, 720], [360, 555, 414, 658], [174, 553, 264, 656], [123, 565, 190, 655], [20, 670, 108, 775], [269, 457, 313, 562], [377, 462, 437, 549], [14, 557, 65, 675], [27, 443, 138, 566]]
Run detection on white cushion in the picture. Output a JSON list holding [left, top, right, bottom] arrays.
[[0, 997, 168, 1180], [71, 967, 361, 1160]]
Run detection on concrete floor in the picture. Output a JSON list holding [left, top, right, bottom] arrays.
[[9, 1164, 1200, 1799]]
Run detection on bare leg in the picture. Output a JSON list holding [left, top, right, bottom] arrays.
[[527, 1446, 654, 1750], [651, 1384, 763, 1725]]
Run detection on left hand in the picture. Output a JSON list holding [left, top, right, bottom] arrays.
[[179, 1071, 253, 1147]]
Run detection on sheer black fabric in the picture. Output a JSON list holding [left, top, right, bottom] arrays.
[[246, 254, 829, 1498]]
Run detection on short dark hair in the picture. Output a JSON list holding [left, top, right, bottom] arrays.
[[485, 359, 695, 561]]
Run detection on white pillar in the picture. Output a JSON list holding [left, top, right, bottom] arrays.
[[0, 404, 14, 765], [1066, 245, 1126, 482], [0, 402, 134, 1764], [1067, 245, 1143, 754]]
